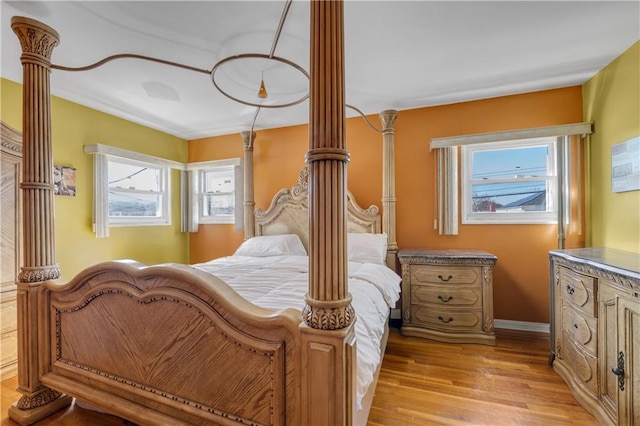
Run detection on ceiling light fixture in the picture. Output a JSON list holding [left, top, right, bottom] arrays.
[[257, 71, 268, 99]]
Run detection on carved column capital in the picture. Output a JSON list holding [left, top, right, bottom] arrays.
[[240, 130, 255, 151], [11, 16, 59, 67], [379, 109, 398, 133]]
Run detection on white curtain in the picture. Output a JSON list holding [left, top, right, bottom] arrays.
[[430, 123, 592, 243]]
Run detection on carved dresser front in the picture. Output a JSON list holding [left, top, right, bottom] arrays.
[[550, 248, 640, 426]]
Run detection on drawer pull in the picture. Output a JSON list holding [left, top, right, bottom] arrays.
[[573, 323, 578, 329], [611, 351, 625, 391], [566, 284, 575, 295], [438, 274, 453, 282], [437, 295, 453, 303], [438, 316, 453, 324]]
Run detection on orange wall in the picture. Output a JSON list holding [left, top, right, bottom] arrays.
[[189, 86, 584, 323]]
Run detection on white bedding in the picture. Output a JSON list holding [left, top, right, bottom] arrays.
[[192, 255, 401, 409]]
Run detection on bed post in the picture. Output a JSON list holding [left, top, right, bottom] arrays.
[[9, 17, 73, 425], [379, 110, 398, 271], [301, 1, 356, 425], [241, 130, 255, 239]]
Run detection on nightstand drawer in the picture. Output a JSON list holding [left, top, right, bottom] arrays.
[[559, 267, 595, 315], [411, 306, 482, 331], [411, 285, 482, 308], [411, 266, 480, 286]]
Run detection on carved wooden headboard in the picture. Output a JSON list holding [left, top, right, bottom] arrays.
[[255, 167, 381, 252]]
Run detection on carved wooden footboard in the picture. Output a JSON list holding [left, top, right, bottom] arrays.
[[38, 260, 302, 426]]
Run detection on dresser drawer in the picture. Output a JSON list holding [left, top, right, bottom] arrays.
[[411, 265, 480, 286], [411, 306, 482, 331], [560, 331, 597, 396], [411, 285, 482, 308], [559, 267, 596, 316], [561, 302, 597, 355]]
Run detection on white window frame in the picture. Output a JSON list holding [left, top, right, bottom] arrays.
[[461, 137, 558, 225], [106, 156, 171, 227], [85, 144, 183, 238], [186, 158, 243, 229]]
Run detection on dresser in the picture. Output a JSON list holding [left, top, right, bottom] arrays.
[[550, 248, 640, 426], [0, 122, 22, 380], [398, 249, 497, 345]]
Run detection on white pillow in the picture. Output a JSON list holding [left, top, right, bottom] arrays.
[[348, 233, 387, 265], [233, 234, 307, 257]]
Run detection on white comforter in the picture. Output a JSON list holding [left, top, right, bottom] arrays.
[[192, 255, 401, 408]]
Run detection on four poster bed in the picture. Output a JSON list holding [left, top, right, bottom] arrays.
[[8, 3, 400, 426]]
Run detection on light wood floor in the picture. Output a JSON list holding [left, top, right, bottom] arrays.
[[1, 328, 596, 425]]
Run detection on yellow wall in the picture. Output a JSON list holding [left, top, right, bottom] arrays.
[[190, 86, 585, 324], [1, 78, 189, 279], [583, 41, 640, 253]]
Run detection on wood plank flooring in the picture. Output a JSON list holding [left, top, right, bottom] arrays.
[[1, 328, 596, 425], [368, 328, 596, 425]]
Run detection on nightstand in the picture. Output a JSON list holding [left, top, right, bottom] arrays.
[[398, 249, 497, 345]]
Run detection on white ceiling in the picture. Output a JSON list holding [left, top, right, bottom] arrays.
[[2, 1, 639, 140]]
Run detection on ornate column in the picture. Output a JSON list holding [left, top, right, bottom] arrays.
[[300, 1, 355, 424], [379, 110, 398, 270], [9, 16, 72, 425], [303, 0, 352, 331], [241, 130, 256, 239]]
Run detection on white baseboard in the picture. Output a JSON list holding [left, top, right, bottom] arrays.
[[494, 319, 549, 333]]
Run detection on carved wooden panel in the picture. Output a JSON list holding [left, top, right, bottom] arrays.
[[255, 167, 381, 253], [41, 261, 302, 425]]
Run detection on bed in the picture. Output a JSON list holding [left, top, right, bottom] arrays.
[[8, 2, 401, 425], [33, 169, 399, 425]]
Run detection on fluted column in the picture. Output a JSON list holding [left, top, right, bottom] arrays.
[[9, 16, 72, 425], [300, 2, 355, 424], [241, 130, 255, 239], [379, 110, 398, 269], [302, 0, 353, 330], [12, 17, 61, 283]]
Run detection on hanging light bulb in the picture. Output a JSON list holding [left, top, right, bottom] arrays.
[[257, 71, 268, 99]]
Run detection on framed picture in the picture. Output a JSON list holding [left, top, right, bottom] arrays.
[[611, 136, 640, 193], [54, 165, 76, 196]]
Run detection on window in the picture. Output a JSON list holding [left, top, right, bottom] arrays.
[[186, 158, 243, 229], [85, 144, 183, 238], [462, 137, 557, 224], [200, 166, 236, 224], [108, 157, 170, 226]]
